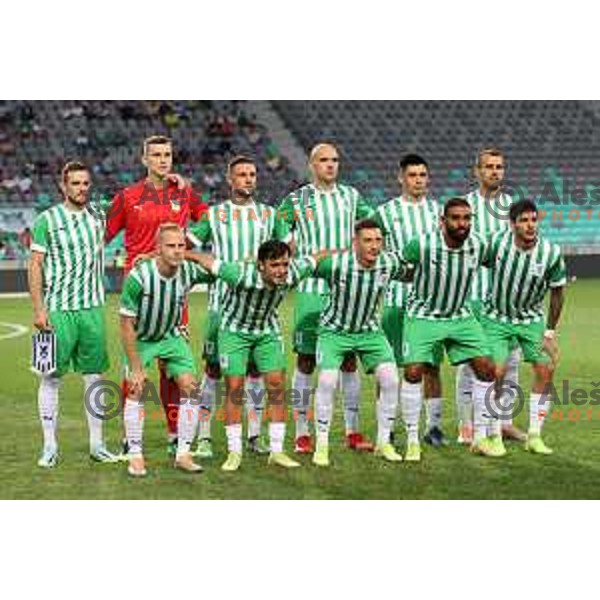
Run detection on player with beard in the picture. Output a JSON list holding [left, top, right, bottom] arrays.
[[400, 198, 501, 460], [456, 148, 525, 444]]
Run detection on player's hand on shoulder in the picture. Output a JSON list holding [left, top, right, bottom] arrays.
[[167, 173, 189, 191], [314, 249, 331, 262]]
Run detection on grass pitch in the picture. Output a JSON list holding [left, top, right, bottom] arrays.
[[1, 280, 599, 499]]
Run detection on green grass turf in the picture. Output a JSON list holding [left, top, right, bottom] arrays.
[[1, 279, 599, 499]]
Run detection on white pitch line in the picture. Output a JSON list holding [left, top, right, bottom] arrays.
[[0, 322, 28, 340]]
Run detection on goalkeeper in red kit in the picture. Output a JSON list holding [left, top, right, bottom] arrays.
[[106, 135, 208, 456]]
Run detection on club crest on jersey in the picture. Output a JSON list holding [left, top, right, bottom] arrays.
[[376, 272, 390, 287], [530, 262, 545, 277]]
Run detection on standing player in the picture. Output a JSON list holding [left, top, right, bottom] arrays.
[[187, 240, 329, 471], [401, 198, 501, 460], [29, 162, 117, 467], [456, 147, 525, 443], [376, 154, 447, 447], [311, 220, 408, 467], [276, 143, 374, 453], [120, 224, 214, 477], [187, 156, 275, 458], [106, 135, 207, 456], [481, 200, 565, 454]]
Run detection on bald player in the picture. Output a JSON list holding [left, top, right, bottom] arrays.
[[276, 144, 374, 453]]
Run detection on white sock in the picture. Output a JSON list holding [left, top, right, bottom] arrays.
[[473, 378, 494, 443], [529, 393, 549, 435], [340, 371, 360, 434], [426, 397, 443, 430], [177, 399, 200, 456], [269, 421, 286, 453], [38, 375, 61, 453], [83, 374, 104, 451], [488, 390, 502, 438], [124, 398, 144, 456], [315, 370, 338, 446], [245, 376, 264, 439], [225, 423, 243, 453], [375, 364, 399, 446], [292, 370, 312, 438], [197, 374, 217, 440], [502, 349, 521, 426], [456, 363, 474, 427], [401, 380, 422, 445]]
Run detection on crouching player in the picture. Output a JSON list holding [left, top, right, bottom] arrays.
[[188, 240, 329, 472], [119, 223, 213, 477]]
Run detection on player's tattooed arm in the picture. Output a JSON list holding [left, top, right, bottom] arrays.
[[120, 316, 146, 397], [543, 286, 565, 366], [547, 286, 564, 331], [184, 251, 216, 273], [28, 251, 51, 330]]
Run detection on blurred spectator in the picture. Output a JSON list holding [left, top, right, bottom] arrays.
[[244, 123, 262, 145], [201, 165, 223, 191]]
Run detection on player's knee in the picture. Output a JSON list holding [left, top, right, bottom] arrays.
[[341, 354, 358, 373], [264, 371, 285, 389], [472, 358, 495, 382], [534, 363, 554, 384], [318, 370, 339, 394], [403, 364, 424, 384], [179, 377, 198, 398], [297, 354, 315, 375], [376, 363, 399, 391]]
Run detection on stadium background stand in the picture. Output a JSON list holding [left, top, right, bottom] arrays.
[[274, 100, 600, 251], [1, 100, 599, 261], [0, 100, 300, 260]]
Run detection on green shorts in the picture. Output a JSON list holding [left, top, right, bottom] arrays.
[[203, 310, 220, 367], [293, 291, 326, 355], [49, 307, 109, 377], [382, 306, 443, 366], [470, 299, 483, 321], [219, 329, 286, 377], [317, 328, 394, 374], [126, 334, 196, 380], [403, 316, 490, 366], [481, 316, 549, 365]]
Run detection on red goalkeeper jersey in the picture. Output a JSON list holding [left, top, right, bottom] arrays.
[[106, 179, 207, 273]]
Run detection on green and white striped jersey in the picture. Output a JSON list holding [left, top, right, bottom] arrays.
[[120, 259, 213, 342], [188, 200, 277, 312], [275, 183, 373, 294], [466, 190, 511, 302], [31, 203, 105, 312], [375, 195, 440, 309], [214, 256, 317, 335], [316, 251, 407, 333], [403, 230, 486, 320], [484, 230, 566, 324]]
